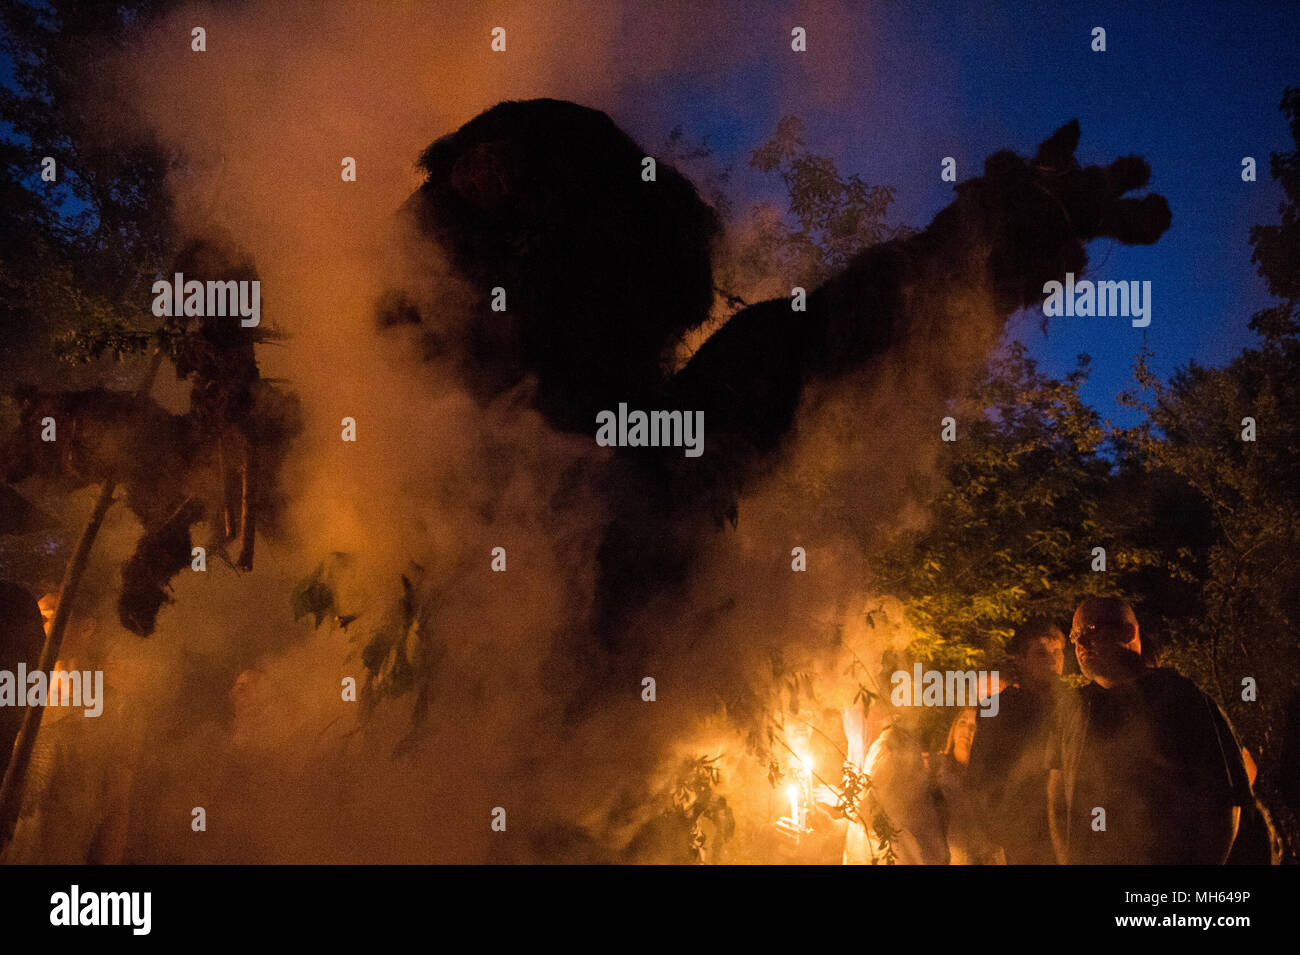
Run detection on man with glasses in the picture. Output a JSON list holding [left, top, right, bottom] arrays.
[[1046, 596, 1252, 864]]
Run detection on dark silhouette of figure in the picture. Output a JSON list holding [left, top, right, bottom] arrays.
[[406, 98, 722, 436], [968, 617, 1066, 864], [391, 99, 1172, 655]]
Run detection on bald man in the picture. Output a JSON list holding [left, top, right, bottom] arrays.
[[1046, 597, 1252, 864]]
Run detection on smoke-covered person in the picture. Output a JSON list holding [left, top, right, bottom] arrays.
[[967, 617, 1065, 864], [0, 582, 46, 789], [934, 707, 1002, 864], [841, 681, 948, 865], [1, 592, 138, 864], [1046, 597, 1252, 864]]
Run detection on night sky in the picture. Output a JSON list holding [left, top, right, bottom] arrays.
[[5, 2, 1297, 423], [622, 0, 1298, 425]]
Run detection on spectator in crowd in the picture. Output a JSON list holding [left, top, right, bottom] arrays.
[[1047, 596, 1253, 864], [968, 617, 1065, 864], [935, 706, 1003, 864]]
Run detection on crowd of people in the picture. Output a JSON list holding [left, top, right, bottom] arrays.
[[825, 596, 1273, 865], [1, 580, 1278, 864]]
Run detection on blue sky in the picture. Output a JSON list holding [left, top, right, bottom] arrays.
[[5, 2, 1296, 426], [618, 0, 1299, 425]]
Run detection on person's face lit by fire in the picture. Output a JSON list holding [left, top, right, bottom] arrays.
[[949, 708, 977, 765], [1019, 634, 1065, 688], [1071, 598, 1142, 688]]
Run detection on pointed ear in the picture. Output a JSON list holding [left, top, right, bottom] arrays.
[[1033, 120, 1080, 169]]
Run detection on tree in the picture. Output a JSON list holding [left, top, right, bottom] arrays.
[[0, 1, 179, 386], [0, 0, 179, 851], [1248, 87, 1300, 343], [0, 2, 301, 852], [746, 116, 908, 288], [659, 117, 909, 345], [1118, 87, 1300, 861], [866, 343, 1157, 672]]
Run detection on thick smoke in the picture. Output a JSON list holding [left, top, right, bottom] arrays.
[[9, 0, 1058, 863]]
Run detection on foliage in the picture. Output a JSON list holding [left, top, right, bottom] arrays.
[[867, 343, 1154, 670], [1110, 90, 1300, 858], [676, 115, 910, 321], [1247, 86, 1300, 342], [661, 125, 734, 224], [359, 572, 442, 756], [869, 807, 900, 865], [745, 115, 909, 289], [667, 755, 735, 862], [291, 556, 440, 754], [1, 1, 180, 382], [291, 554, 346, 629]]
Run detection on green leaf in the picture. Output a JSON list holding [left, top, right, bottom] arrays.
[[290, 563, 335, 628]]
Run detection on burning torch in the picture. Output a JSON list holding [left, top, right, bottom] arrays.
[[774, 751, 815, 841]]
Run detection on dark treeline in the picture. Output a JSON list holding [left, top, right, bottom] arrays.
[[864, 90, 1300, 862]]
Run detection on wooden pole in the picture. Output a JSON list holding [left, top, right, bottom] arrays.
[[0, 350, 162, 853], [0, 480, 116, 849]]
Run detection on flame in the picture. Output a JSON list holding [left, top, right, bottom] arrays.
[[786, 783, 801, 823]]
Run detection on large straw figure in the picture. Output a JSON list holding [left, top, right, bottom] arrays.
[[391, 100, 1171, 655]]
